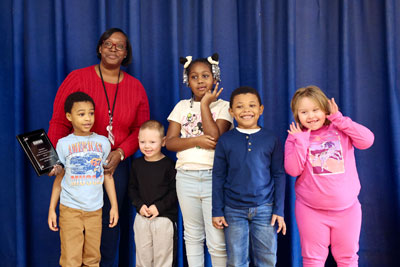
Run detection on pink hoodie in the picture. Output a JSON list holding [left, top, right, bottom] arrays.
[[284, 112, 374, 210]]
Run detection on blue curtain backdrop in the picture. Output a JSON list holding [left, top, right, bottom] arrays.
[[1, 0, 399, 266]]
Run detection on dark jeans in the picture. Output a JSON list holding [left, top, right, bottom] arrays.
[[224, 204, 277, 267], [100, 159, 130, 267]]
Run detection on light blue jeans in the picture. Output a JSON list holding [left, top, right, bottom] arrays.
[[176, 169, 227, 267], [224, 204, 277, 267]]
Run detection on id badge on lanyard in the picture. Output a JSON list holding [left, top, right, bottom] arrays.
[[98, 64, 120, 146], [107, 114, 115, 145]]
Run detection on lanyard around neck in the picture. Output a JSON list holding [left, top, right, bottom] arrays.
[[98, 64, 121, 124]]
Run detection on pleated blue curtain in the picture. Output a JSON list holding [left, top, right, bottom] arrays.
[[1, 0, 399, 266]]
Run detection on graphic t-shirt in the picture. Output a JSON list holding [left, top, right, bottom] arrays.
[[309, 129, 345, 175], [56, 133, 111, 211], [167, 99, 233, 170]]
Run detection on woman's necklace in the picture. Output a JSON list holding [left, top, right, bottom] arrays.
[[98, 64, 121, 145]]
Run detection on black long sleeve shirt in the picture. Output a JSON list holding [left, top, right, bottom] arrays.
[[128, 156, 178, 222]]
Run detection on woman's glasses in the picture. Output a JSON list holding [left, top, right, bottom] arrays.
[[102, 41, 126, 51]]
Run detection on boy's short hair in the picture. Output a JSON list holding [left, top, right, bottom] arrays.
[[229, 86, 262, 108], [140, 120, 165, 138], [64, 92, 95, 114]]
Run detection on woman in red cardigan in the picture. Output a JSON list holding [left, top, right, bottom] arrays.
[[48, 28, 150, 266]]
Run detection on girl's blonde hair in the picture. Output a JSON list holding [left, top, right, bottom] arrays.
[[290, 85, 331, 127]]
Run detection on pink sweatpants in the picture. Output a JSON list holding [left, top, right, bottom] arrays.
[[295, 200, 361, 267]]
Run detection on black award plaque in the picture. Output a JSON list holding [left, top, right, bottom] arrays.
[[16, 129, 61, 176]]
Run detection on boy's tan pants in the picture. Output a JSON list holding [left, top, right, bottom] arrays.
[[59, 204, 102, 267], [134, 214, 174, 267]]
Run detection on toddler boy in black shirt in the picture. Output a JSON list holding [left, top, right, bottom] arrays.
[[128, 120, 177, 267]]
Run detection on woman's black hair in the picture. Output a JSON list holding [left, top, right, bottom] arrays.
[[229, 86, 262, 108], [96, 28, 132, 67], [64, 92, 95, 113]]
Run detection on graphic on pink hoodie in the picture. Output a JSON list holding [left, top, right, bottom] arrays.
[[309, 131, 344, 175]]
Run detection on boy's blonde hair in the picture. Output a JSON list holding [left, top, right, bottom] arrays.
[[140, 120, 165, 138], [291, 85, 331, 127]]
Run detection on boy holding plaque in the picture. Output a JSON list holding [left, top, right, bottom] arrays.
[[48, 92, 118, 266]]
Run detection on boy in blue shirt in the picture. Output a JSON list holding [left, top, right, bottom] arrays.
[[212, 86, 286, 266], [48, 92, 118, 266]]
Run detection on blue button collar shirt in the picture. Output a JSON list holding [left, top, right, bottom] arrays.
[[212, 127, 286, 217]]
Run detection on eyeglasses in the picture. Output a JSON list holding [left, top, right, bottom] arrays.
[[102, 41, 126, 51]]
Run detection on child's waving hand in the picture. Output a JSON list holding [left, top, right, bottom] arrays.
[[288, 122, 307, 135], [329, 97, 339, 115]]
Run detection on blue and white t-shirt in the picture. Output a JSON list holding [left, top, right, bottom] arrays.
[[56, 133, 111, 211]]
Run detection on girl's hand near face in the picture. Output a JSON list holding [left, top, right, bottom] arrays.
[[288, 122, 307, 135], [201, 83, 223, 106], [329, 98, 339, 115]]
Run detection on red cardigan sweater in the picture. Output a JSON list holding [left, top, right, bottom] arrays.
[[48, 65, 150, 158]]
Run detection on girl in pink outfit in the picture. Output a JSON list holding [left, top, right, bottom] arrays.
[[284, 85, 374, 267]]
